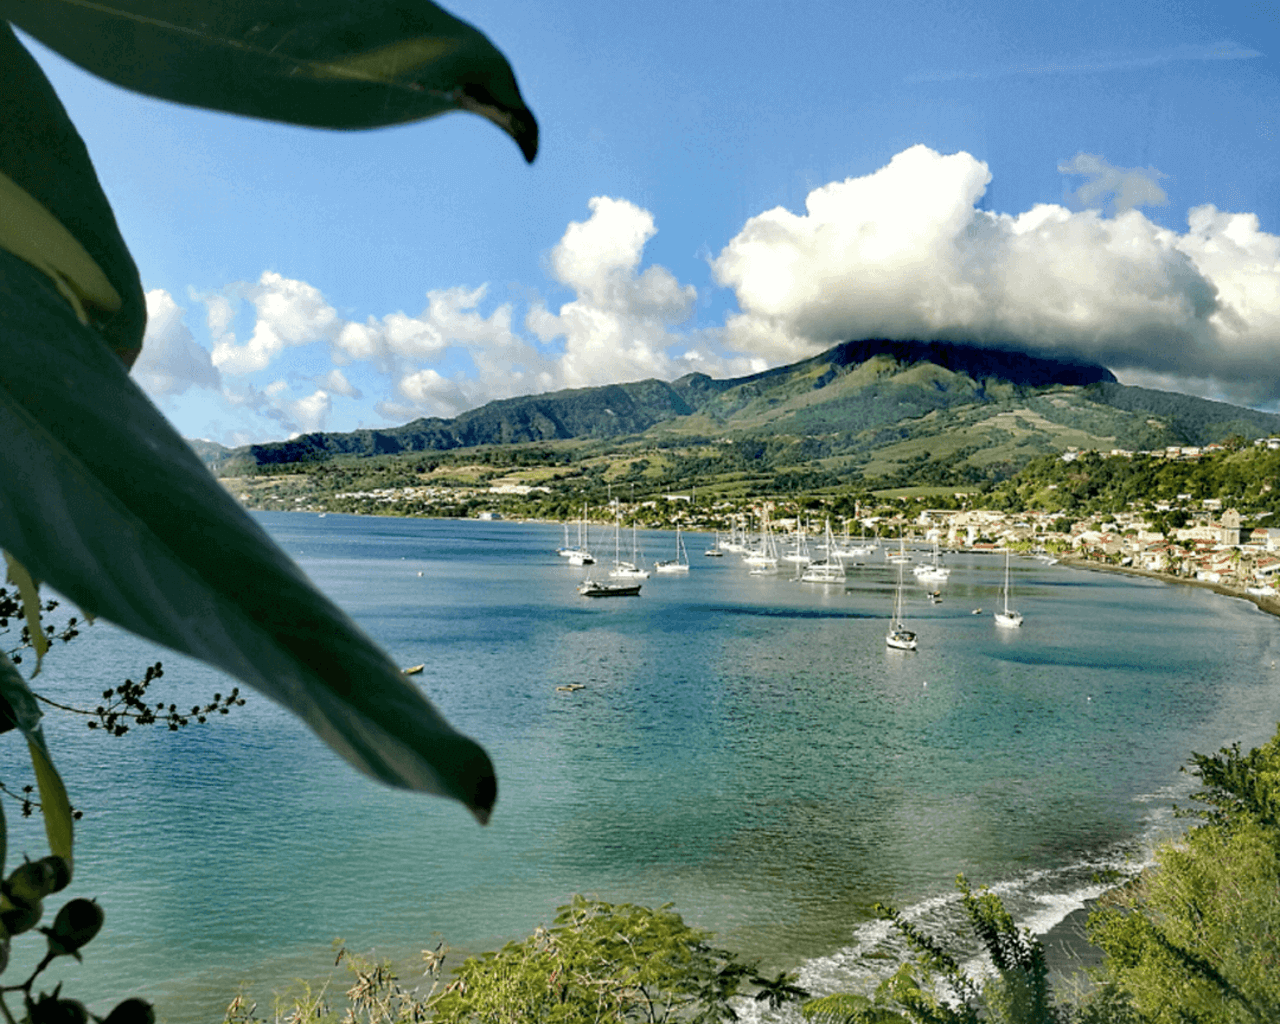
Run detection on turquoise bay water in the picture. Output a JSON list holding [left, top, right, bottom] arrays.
[[5, 513, 1280, 1021]]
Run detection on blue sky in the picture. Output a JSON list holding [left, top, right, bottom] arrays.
[[20, 0, 1280, 444]]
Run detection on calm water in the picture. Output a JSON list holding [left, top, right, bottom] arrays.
[[6, 512, 1280, 1021]]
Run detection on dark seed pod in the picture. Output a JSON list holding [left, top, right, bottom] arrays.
[[45, 899, 103, 958], [4, 857, 64, 905], [0, 937, 9, 975], [40, 856, 73, 894], [1, 897, 43, 935], [101, 998, 156, 1024], [25, 989, 90, 1024]]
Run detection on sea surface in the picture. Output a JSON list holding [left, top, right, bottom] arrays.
[[5, 512, 1280, 1022]]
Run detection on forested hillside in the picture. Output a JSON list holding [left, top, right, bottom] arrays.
[[977, 443, 1280, 518], [197, 338, 1280, 491]]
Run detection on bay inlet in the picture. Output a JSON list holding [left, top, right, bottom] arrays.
[[6, 512, 1280, 1021]]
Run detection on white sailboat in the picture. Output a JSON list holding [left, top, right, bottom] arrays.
[[886, 563, 917, 650], [781, 523, 812, 566], [743, 507, 779, 572], [887, 535, 912, 564], [994, 549, 1023, 628], [836, 517, 878, 559], [832, 524, 877, 562], [566, 505, 595, 565], [609, 513, 650, 579], [655, 525, 690, 574], [801, 520, 846, 583], [720, 517, 748, 553], [913, 541, 950, 582]]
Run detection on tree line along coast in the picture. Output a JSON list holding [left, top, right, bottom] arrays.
[[217, 436, 1280, 601]]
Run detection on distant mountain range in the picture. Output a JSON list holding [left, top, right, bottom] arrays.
[[193, 338, 1280, 487]]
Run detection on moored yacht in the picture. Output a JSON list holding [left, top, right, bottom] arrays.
[[994, 549, 1023, 628], [886, 563, 917, 650]]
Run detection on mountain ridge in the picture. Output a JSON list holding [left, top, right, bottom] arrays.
[[193, 339, 1280, 487]]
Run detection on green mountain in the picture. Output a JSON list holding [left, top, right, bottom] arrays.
[[195, 339, 1280, 489]]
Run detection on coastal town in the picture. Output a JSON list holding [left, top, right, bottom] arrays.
[[223, 436, 1280, 604]]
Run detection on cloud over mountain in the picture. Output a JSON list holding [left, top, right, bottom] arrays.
[[712, 145, 1280, 408], [135, 147, 1280, 443], [526, 196, 714, 387]]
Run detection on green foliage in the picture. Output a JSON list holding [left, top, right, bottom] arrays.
[[802, 992, 909, 1023], [226, 899, 806, 1024], [0, 0, 538, 160], [1183, 732, 1280, 830], [1085, 383, 1280, 447], [804, 877, 1069, 1024], [975, 446, 1280, 518], [1090, 823, 1280, 1022], [1089, 724, 1280, 1023], [430, 896, 798, 1024], [225, 941, 447, 1023], [953, 878, 1054, 1023]]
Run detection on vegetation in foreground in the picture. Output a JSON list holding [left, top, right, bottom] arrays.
[[4, 0, 535, 1014], [223, 723, 1280, 1024]]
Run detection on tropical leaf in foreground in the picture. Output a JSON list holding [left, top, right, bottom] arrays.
[[0, 22, 146, 367], [0, 0, 538, 162], [0, 13, 505, 820], [0, 249, 497, 819]]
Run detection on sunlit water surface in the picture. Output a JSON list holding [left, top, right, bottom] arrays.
[[6, 513, 1280, 1021]]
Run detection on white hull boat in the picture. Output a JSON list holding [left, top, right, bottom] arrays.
[[994, 550, 1023, 628]]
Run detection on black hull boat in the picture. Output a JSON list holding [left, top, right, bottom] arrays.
[[578, 579, 642, 597]]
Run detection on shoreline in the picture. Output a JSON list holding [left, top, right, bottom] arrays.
[[1055, 555, 1280, 622], [1032, 556, 1280, 992], [1038, 902, 1105, 983]]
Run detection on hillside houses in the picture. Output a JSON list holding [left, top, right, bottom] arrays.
[[1058, 507, 1280, 590], [903, 501, 1278, 594]]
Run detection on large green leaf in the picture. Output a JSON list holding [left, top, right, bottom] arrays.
[[0, 8, 500, 820], [0, 249, 497, 819], [0, 23, 145, 367], [0, 0, 537, 162]]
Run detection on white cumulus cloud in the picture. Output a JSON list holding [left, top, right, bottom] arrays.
[[209, 271, 342, 375], [283, 389, 333, 434], [530, 196, 703, 387], [378, 368, 472, 423], [317, 368, 362, 399], [712, 144, 1280, 407], [1059, 153, 1168, 215], [333, 284, 555, 418], [134, 290, 221, 396]]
